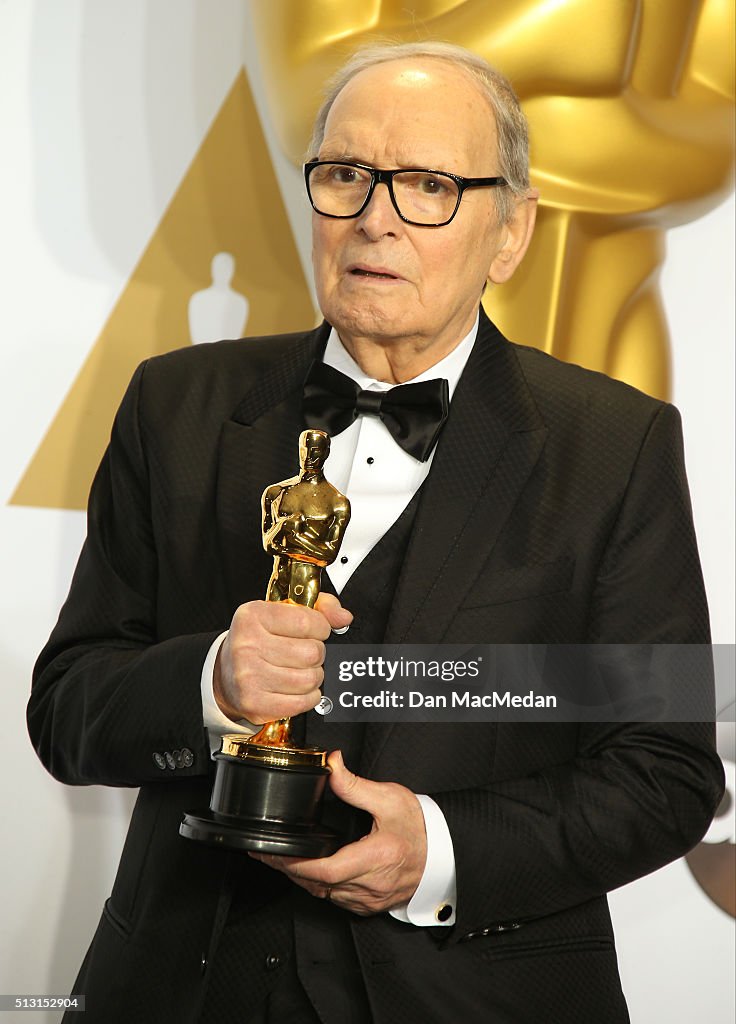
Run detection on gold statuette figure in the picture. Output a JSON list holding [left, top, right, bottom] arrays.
[[251, 429, 351, 746]]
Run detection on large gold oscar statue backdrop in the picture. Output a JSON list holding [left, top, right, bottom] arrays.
[[250, 0, 735, 398]]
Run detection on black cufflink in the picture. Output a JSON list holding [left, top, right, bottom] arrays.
[[435, 903, 453, 923]]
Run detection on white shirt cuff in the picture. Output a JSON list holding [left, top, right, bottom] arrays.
[[200, 631, 258, 757], [389, 794, 456, 927]]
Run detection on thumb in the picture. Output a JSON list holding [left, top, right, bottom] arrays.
[[327, 750, 384, 814], [315, 593, 353, 631]]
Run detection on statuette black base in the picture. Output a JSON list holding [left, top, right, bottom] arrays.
[[180, 808, 339, 857], [180, 738, 339, 858]]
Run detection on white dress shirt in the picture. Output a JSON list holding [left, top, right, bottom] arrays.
[[201, 314, 479, 927]]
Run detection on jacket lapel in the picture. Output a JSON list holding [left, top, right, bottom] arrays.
[[362, 312, 547, 777], [385, 311, 547, 644], [215, 325, 329, 609]]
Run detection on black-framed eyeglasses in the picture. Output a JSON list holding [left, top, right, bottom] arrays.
[[304, 160, 507, 227]]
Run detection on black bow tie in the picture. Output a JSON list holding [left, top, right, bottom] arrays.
[[303, 361, 449, 463]]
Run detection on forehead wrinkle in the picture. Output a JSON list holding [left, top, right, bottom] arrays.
[[321, 65, 499, 176]]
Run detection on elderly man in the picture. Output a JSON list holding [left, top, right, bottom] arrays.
[[29, 41, 722, 1024]]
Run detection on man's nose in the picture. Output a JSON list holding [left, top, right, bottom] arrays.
[[356, 181, 400, 236]]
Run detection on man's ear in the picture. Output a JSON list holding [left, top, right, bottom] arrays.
[[488, 189, 539, 284]]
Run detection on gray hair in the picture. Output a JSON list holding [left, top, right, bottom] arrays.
[[307, 41, 530, 224]]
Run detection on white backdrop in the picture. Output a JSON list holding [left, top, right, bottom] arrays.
[[1, 3, 733, 1022]]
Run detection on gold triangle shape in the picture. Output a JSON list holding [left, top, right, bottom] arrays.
[[11, 68, 315, 510]]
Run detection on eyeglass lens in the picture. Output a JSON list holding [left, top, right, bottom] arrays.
[[308, 163, 460, 224]]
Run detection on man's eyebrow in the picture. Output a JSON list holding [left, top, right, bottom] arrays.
[[316, 151, 363, 163]]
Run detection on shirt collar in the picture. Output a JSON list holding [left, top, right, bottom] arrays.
[[322, 313, 479, 402]]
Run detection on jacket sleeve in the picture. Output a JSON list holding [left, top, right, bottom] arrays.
[[27, 361, 220, 787], [432, 402, 724, 941]]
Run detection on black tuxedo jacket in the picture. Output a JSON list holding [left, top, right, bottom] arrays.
[[29, 311, 723, 1023]]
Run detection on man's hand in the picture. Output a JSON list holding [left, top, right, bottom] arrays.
[[251, 750, 427, 915], [213, 594, 352, 723]]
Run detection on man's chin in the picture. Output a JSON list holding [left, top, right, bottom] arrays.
[[324, 304, 414, 346]]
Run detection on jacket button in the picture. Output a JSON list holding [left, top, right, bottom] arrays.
[[264, 955, 282, 971], [153, 753, 166, 770], [180, 748, 194, 767], [165, 751, 176, 770]]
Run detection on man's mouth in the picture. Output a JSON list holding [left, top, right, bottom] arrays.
[[348, 265, 399, 280]]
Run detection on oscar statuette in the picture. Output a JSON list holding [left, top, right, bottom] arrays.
[[180, 429, 350, 857]]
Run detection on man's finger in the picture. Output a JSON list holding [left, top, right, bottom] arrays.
[[256, 634, 325, 671], [326, 750, 389, 815], [251, 837, 380, 888], [258, 601, 333, 640], [315, 593, 353, 631]]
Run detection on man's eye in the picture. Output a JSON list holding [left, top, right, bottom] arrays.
[[417, 174, 449, 195], [331, 166, 361, 184]]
